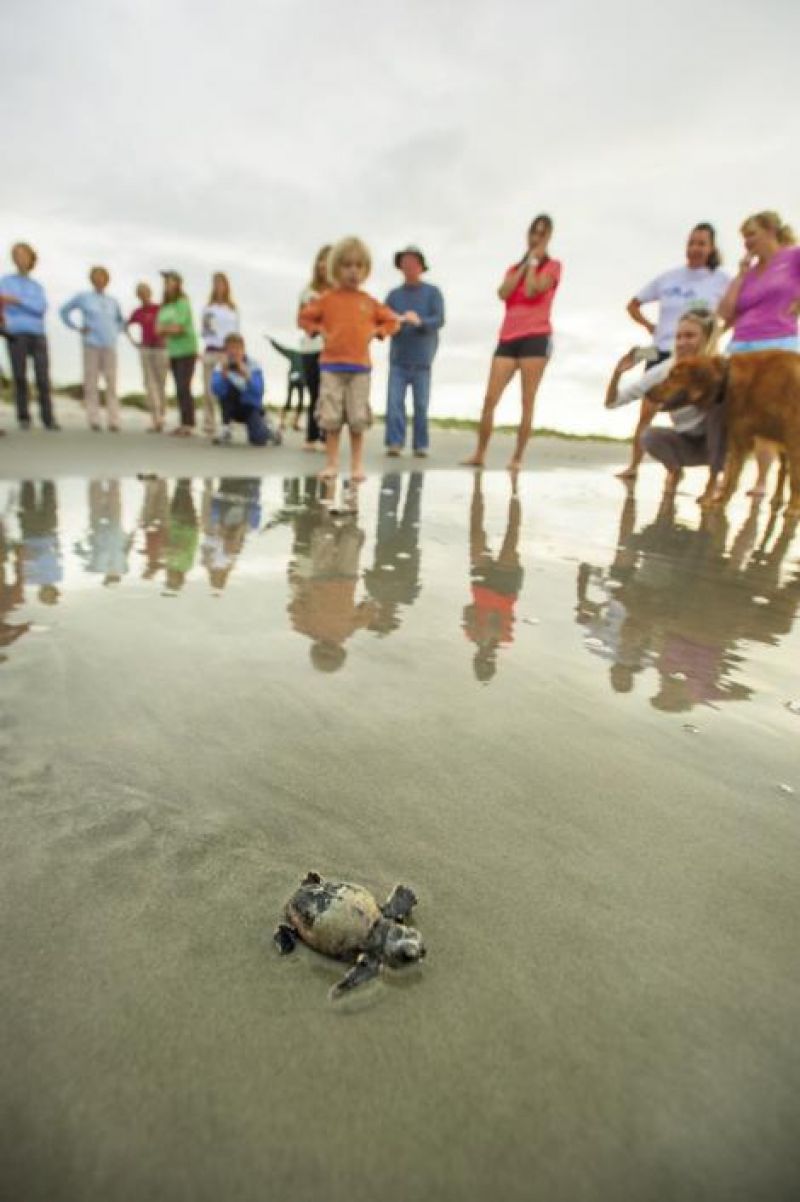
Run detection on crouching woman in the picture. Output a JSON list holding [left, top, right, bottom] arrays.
[[604, 308, 724, 497], [211, 333, 279, 447]]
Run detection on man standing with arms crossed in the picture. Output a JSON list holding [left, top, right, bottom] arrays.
[[384, 245, 445, 458]]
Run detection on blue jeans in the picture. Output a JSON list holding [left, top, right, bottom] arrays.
[[386, 364, 431, 451], [219, 391, 274, 446]]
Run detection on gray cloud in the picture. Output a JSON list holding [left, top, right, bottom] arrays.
[[1, 0, 798, 432]]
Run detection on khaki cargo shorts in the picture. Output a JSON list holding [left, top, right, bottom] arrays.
[[317, 370, 373, 434]]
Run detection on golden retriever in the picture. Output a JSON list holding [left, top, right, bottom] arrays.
[[647, 351, 799, 512]]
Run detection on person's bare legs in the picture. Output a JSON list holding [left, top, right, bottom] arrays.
[[617, 398, 658, 479], [508, 357, 547, 470], [663, 467, 683, 496], [349, 430, 366, 482], [747, 438, 775, 497], [462, 356, 517, 466], [319, 429, 340, 479]]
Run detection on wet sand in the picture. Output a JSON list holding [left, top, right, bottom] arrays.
[[0, 397, 627, 480], [1, 447, 799, 1202]]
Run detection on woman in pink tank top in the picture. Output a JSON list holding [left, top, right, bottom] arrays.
[[463, 214, 562, 471], [718, 210, 800, 496]]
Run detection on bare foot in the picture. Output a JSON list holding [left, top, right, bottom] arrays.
[[506, 458, 523, 472], [318, 466, 338, 480], [616, 467, 638, 480], [302, 441, 316, 452], [461, 455, 484, 468], [350, 471, 366, 484]]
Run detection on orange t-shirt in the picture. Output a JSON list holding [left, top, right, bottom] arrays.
[[298, 288, 400, 369]]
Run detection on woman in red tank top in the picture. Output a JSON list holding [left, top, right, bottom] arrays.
[[463, 214, 562, 471]]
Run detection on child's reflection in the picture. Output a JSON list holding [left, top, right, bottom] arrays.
[[287, 491, 377, 672], [462, 473, 524, 683]]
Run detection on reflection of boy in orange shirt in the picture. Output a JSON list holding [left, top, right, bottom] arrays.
[[288, 508, 377, 672], [299, 237, 400, 483]]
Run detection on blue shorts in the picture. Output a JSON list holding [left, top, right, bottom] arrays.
[[728, 336, 799, 354]]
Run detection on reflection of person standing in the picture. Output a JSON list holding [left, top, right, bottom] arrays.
[[463, 214, 561, 471], [18, 480, 62, 604], [363, 472, 423, 635], [157, 271, 199, 438], [165, 479, 199, 592], [78, 481, 132, 587], [384, 245, 445, 458], [462, 473, 524, 683], [297, 244, 332, 450], [621, 223, 730, 479], [0, 242, 57, 431], [201, 273, 240, 437], [127, 282, 169, 432], [717, 210, 800, 497], [60, 266, 125, 431]]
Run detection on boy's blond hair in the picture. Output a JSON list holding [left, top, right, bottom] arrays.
[[328, 237, 372, 284]]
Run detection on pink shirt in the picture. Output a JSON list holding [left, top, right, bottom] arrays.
[[733, 246, 800, 342], [498, 259, 562, 342], [128, 303, 165, 349]]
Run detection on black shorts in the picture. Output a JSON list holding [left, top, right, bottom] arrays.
[[494, 334, 551, 359]]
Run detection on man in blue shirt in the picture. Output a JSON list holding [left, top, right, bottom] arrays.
[[0, 242, 57, 430], [60, 266, 125, 431], [384, 245, 445, 458], [211, 333, 280, 447]]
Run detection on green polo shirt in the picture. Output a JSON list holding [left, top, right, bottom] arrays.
[[157, 297, 198, 358]]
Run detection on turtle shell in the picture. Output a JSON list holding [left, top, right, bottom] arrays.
[[284, 879, 382, 959]]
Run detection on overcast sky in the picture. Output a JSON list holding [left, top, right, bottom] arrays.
[[2, 0, 798, 433]]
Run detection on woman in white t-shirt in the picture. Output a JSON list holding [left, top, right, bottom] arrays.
[[605, 308, 724, 498], [620, 223, 730, 479], [201, 273, 240, 437]]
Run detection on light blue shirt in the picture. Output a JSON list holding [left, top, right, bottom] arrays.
[[60, 290, 125, 348], [0, 273, 47, 336]]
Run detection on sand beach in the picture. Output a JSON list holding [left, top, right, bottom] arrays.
[[1, 401, 799, 1202]]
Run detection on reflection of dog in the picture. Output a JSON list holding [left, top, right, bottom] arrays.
[[648, 352, 799, 512]]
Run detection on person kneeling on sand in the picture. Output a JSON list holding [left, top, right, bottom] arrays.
[[604, 307, 722, 498], [298, 236, 400, 482], [211, 333, 280, 447]]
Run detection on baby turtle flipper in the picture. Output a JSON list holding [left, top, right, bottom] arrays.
[[274, 924, 297, 955], [381, 884, 418, 923], [302, 870, 322, 885], [330, 953, 381, 999]]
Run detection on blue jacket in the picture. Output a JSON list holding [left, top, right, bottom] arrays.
[[385, 282, 445, 367], [211, 356, 265, 408], [0, 273, 47, 336], [60, 290, 124, 348]]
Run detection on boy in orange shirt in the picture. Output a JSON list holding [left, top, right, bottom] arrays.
[[299, 237, 400, 482]]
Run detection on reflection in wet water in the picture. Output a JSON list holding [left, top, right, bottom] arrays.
[[1, 472, 798, 709], [576, 492, 800, 711], [201, 478, 262, 594], [364, 473, 423, 636], [463, 473, 523, 683]]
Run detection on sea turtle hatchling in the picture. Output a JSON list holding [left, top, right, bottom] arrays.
[[273, 871, 426, 997]]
